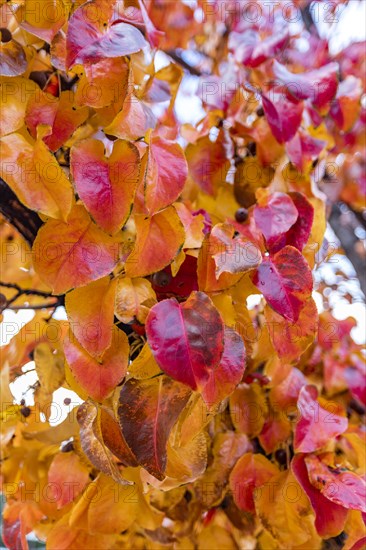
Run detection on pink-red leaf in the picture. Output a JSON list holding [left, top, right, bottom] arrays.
[[254, 192, 298, 250], [252, 245, 313, 322], [230, 29, 288, 68], [66, 0, 146, 68], [294, 385, 348, 453], [71, 138, 140, 234], [292, 454, 348, 538], [146, 291, 224, 391], [273, 60, 339, 109], [144, 135, 188, 215], [262, 92, 303, 143], [305, 454, 366, 513], [201, 326, 246, 408]]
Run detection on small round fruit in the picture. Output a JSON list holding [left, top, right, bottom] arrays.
[[0, 28, 12, 43], [235, 208, 248, 223], [20, 406, 31, 418], [152, 270, 172, 287]]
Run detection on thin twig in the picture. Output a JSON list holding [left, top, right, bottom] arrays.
[[0, 282, 54, 298], [7, 301, 60, 311]]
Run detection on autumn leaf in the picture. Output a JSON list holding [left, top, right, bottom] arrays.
[[262, 92, 303, 143], [144, 134, 188, 215], [117, 376, 191, 479], [64, 327, 128, 402], [252, 245, 313, 322], [273, 59, 339, 108], [71, 138, 140, 234], [229, 453, 279, 513], [114, 276, 155, 324], [25, 91, 89, 152], [146, 291, 224, 391], [65, 276, 117, 357], [209, 223, 262, 277], [294, 385, 348, 453], [47, 452, 90, 509], [305, 454, 366, 513], [125, 206, 185, 277], [66, 0, 146, 68], [32, 204, 120, 294], [77, 400, 131, 484], [0, 132, 74, 221], [292, 454, 348, 538], [253, 191, 298, 250]]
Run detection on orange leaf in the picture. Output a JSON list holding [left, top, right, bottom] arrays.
[[32, 204, 120, 294], [125, 207, 185, 277], [144, 134, 188, 215], [229, 453, 279, 512], [47, 452, 90, 509], [65, 276, 117, 357], [0, 132, 73, 221]]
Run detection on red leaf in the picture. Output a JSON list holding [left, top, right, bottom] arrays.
[[71, 138, 140, 234], [151, 254, 198, 300], [270, 367, 307, 410], [144, 135, 188, 215], [254, 192, 298, 250], [272, 60, 339, 109], [230, 29, 288, 68], [252, 245, 313, 322], [201, 326, 246, 408], [292, 454, 348, 538], [117, 376, 191, 479], [25, 91, 88, 152], [66, 0, 146, 68], [145, 291, 224, 391], [286, 131, 326, 172], [330, 75, 362, 131], [294, 385, 348, 453], [285, 192, 314, 251], [262, 92, 303, 143], [305, 454, 366, 513]]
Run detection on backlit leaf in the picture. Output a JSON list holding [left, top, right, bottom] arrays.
[[294, 385, 348, 453], [71, 138, 140, 234], [64, 327, 128, 402], [0, 132, 73, 221], [65, 276, 117, 357], [252, 245, 313, 322], [32, 204, 120, 294], [66, 0, 146, 68]]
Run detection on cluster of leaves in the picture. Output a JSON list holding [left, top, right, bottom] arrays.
[[0, 1, 365, 549]]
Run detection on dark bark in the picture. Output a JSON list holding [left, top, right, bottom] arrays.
[[0, 177, 43, 246]]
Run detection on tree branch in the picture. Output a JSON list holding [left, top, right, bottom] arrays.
[[0, 177, 43, 246], [329, 203, 366, 297]]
